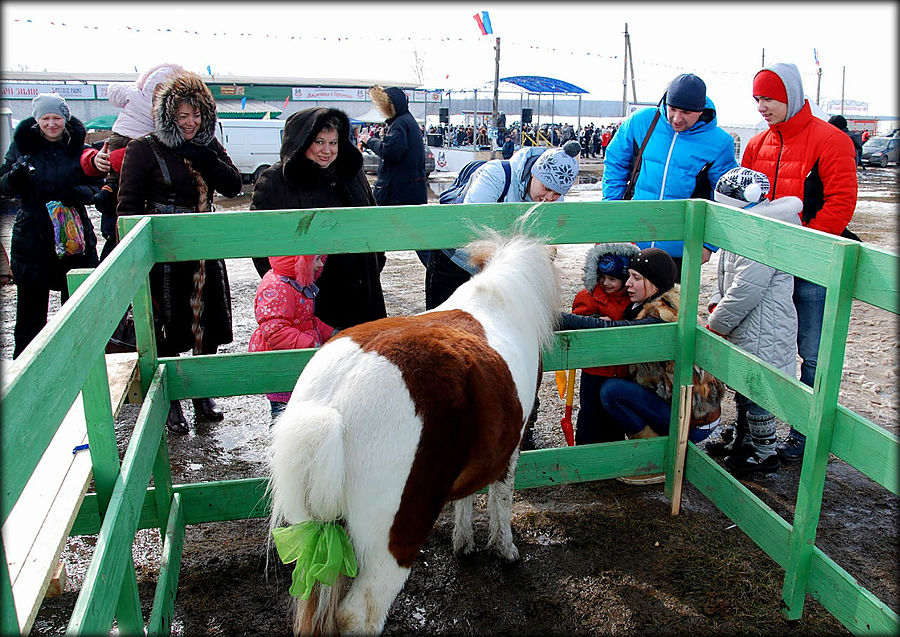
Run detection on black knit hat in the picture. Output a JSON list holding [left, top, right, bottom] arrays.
[[629, 247, 678, 293], [666, 73, 707, 112]]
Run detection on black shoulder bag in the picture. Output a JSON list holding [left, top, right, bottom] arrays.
[[623, 110, 661, 201]]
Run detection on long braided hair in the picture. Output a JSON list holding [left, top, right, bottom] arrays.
[[186, 162, 210, 355]]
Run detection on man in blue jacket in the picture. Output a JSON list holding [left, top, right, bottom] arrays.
[[603, 73, 737, 277], [359, 85, 427, 207]]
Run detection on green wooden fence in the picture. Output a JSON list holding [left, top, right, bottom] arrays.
[[1, 199, 897, 635]]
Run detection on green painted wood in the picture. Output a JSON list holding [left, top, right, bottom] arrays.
[[853, 243, 899, 313], [665, 200, 706, 495], [831, 406, 899, 495], [704, 201, 844, 287], [81, 352, 121, 517], [152, 436, 174, 538], [1, 219, 155, 524], [0, 538, 18, 635], [67, 367, 169, 635], [684, 445, 792, 567], [782, 243, 859, 621], [115, 559, 144, 635], [808, 546, 900, 635], [694, 328, 813, 433], [148, 493, 185, 637], [158, 328, 676, 401], [118, 200, 690, 261]]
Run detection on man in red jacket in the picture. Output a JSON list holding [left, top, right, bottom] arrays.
[[740, 62, 858, 462]]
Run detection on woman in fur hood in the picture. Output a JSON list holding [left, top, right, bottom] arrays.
[[250, 107, 387, 331], [559, 247, 724, 483], [117, 70, 242, 434]]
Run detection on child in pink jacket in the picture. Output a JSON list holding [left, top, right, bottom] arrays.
[[249, 254, 335, 419]]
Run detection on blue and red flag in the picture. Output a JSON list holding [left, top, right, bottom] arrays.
[[813, 48, 819, 67]]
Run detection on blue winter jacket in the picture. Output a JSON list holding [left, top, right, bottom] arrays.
[[603, 96, 737, 257]]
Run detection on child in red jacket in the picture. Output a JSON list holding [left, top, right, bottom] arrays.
[[249, 254, 335, 420], [570, 242, 640, 444]]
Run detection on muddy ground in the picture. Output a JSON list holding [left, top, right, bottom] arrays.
[[3, 164, 897, 635]]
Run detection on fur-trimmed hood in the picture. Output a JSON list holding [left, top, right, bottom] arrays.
[[280, 107, 363, 186], [369, 85, 408, 121], [12, 116, 86, 157], [582, 242, 640, 290], [153, 70, 217, 148]]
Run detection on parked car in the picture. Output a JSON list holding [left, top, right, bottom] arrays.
[[361, 139, 434, 178], [861, 136, 900, 167]]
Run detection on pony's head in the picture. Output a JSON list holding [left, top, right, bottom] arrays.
[[453, 221, 562, 352]]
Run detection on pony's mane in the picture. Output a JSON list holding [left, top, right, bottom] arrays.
[[461, 226, 561, 351]]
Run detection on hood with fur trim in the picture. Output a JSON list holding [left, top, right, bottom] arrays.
[[369, 85, 408, 121], [12, 116, 86, 157], [582, 242, 641, 290], [280, 107, 363, 185], [153, 70, 217, 148]]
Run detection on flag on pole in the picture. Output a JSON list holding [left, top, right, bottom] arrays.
[[283, 95, 290, 109], [813, 48, 819, 67], [241, 96, 247, 110], [473, 13, 487, 35], [481, 11, 493, 35], [207, 64, 212, 75]]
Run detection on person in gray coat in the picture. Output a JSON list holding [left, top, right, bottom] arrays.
[[704, 167, 802, 476]]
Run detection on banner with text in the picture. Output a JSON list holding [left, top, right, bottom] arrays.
[[1, 83, 96, 100]]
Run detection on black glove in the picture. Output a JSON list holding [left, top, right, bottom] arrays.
[[60, 185, 95, 206], [177, 142, 218, 169], [5, 156, 34, 190], [93, 184, 117, 216]]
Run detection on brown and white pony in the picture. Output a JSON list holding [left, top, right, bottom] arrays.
[[268, 226, 561, 634]]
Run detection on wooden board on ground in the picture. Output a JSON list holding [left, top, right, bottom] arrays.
[[1, 352, 139, 633]]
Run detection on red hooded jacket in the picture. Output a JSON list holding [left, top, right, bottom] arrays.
[[741, 101, 857, 236]]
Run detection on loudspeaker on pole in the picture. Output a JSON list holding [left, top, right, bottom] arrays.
[[521, 108, 533, 123], [439, 107, 449, 123]]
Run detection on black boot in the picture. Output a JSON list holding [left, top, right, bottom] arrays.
[[166, 401, 189, 435], [706, 404, 750, 458], [193, 398, 224, 421]]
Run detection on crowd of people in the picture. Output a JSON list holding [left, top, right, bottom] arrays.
[[0, 60, 861, 480]]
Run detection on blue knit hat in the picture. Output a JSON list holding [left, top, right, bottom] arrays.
[[597, 253, 632, 282], [531, 140, 580, 195], [666, 74, 707, 112]]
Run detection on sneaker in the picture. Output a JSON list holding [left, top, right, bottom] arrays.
[[616, 472, 665, 485], [724, 452, 780, 477], [776, 434, 806, 462]]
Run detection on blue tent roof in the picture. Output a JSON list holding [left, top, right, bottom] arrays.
[[500, 76, 588, 94]]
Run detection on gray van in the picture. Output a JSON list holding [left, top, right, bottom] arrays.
[[861, 137, 900, 167]]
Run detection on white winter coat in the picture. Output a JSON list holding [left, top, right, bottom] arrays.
[[108, 64, 184, 139], [707, 197, 802, 375]]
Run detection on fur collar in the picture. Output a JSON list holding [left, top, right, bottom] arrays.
[[280, 108, 363, 186], [153, 70, 217, 148], [635, 285, 680, 323], [13, 116, 86, 156]]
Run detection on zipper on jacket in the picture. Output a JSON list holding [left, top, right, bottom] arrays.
[[771, 130, 784, 197], [658, 133, 678, 199]]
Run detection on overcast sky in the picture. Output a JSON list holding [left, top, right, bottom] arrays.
[[3, 2, 897, 124]]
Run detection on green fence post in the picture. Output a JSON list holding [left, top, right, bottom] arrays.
[[781, 241, 859, 620], [666, 200, 706, 497]]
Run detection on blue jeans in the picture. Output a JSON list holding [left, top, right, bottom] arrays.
[[791, 277, 826, 441], [600, 378, 715, 443]]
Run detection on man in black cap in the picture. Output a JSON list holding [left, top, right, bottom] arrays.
[[602, 73, 738, 279]]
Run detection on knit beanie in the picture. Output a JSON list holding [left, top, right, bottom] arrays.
[[665, 74, 707, 111], [714, 167, 770, 209], [828, 115, 848, 130], [752, 70, 788, 103], [531, 140, 581, 195], [629, 247, 678, 294], [597, 252, 632, 282], [32, 93, 70, 121]]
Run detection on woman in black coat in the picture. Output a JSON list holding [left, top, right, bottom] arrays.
[[0, 93, 101, 358], [250, 107, 387, 331], [117, 70, 242, 434]]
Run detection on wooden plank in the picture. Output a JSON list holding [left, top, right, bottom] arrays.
[[670, 385, 693, 516], [2, 353, 138, 634], [148, 494, 185, 636]]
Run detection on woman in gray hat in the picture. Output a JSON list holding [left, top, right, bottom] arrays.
[[0, 93, 101, 358]]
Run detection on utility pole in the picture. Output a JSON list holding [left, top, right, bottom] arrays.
[[622, 23, 630, 116], [816, 66, 822, 105], [492, 37, 500, 128], [627, 29, 637, 105], [761, 48, 765, 67], [841, 65, 846, 114]]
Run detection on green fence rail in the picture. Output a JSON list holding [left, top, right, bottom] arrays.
[[1, 199, 897, 635]]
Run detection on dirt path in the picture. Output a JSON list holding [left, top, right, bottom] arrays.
[[4, 166, 896, 635]]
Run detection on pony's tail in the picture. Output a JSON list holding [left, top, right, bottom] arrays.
[[268, 402, 347, 635], [293, 574, 345, 636]]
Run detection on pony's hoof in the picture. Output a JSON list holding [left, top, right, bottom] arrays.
[[492, 542, 519, 563], [452, 539, 475, 556]]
